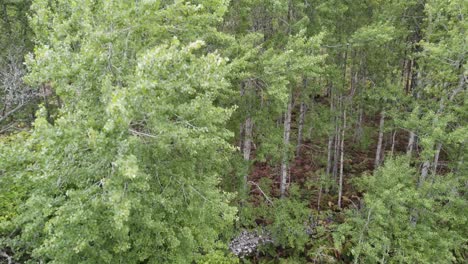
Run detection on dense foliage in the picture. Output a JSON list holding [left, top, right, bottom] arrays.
[[1, 0, 466, 263]]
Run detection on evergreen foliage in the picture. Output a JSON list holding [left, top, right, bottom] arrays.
[[336, 157, 467, 263], [0, 0, 466, 263]]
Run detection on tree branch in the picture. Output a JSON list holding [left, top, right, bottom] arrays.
[[248, 181, 273, 205]]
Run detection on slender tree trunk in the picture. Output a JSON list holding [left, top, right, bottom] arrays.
[[243, 117, 253, 161], [326, 135, 334, 176], [455, 142, 465, 175], [405, 59, 414, 94], [296, 101, 306, 156], [280, 95, 293, 197], [430, 70, 465, 176], [326, 92, 335, 176], [333, 121, 340, 180], [407, 131, 416, 156], [317, 184, 322, 211], [374, 111, 385, 169], [406, 55, 421, 156], [239, 122, 244, 152], [419, 160, 430, 188], [432, 143, 442, 175], [333, 93, 342, 180], [338, 108, 346, 209], [242, 117, 253, 192]]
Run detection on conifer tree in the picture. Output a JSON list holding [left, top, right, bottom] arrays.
[[4, 1, 238, 263]]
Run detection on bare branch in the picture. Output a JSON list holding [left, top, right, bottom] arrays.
[[248, 181, 273, 205], [129, 129, 159, 139]]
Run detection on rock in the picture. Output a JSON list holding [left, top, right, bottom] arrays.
[[229, 229, 273, 257]]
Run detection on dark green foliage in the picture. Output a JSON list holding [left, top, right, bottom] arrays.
[[336, 157, 467, 263]]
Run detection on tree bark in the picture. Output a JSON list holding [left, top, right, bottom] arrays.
[[419, 160, 430, 188], [333, 93, 341, 180], [374, 111, 385, 169], [338, 108, 346, 208], [407, 131, 416, 156], [333, 121, 340, 180], [280, 95, 293, 197], [243, 117, 253, 161], [455, 142, 465, 175], [243, 117, 253, 190], [326, 134, 334, 176]]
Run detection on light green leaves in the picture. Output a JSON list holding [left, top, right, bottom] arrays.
[[337, 157, 467, 263]]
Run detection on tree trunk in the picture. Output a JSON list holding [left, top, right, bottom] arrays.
[[242, 116, 253, 192], [419, 160, 430, 188], [374, 111, 385, 169], [239, 123, 244, 152], [338, 108, 346, 208], [280, 95, 293, 197], [430, 70, 465, 176], [432, 143, 442, 175], [333, 93, 342, 181], [326, 92, 335, 176], [243, 117, 253, 161], [296, 101, 306, 156], [407, 131, 416, 156], [333, 122, 340, 180], [326, 134, 334, 176]]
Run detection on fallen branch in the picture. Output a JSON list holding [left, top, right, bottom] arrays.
[[0, 101, 27, 124], [248, 181, 273, 205], [129, 129, 159, 139]]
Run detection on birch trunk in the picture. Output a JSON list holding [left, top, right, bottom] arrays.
[[280, 96, 293, 197], [333, 94, 341, 180], [407, 131, 416, 156], [374, 111, 385, 169], [338, 108, 346, 208], [243, 117, 253, 191], [333, 123, 340, 180]]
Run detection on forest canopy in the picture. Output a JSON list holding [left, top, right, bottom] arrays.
[[0, 0, 466, 263]]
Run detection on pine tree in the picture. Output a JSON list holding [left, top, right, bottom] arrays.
[[5, 1, 238, 263]]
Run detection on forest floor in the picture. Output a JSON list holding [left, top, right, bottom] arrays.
[[248, 113, 411, 212]]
